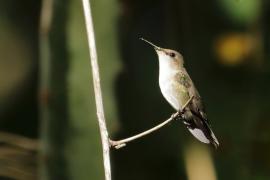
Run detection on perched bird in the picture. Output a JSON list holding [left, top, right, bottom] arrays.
[[141, 38, 219, 148]]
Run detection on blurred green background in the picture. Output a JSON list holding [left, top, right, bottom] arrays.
[[0, 0, 270, 179]]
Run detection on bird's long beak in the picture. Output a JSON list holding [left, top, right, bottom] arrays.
[[140, 38, 162, 51]]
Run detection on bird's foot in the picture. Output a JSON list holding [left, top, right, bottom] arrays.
[[170, 112, 179, 119], [170, 111, 184, 120]]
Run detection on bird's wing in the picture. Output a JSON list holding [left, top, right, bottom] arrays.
[[171, 73, 191, 110], [175, 70, 204, 112], [179, 68, 219, 148], [179, 68, 208, 121]]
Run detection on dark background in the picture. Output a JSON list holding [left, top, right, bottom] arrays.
[[0, 0, 270, 179]]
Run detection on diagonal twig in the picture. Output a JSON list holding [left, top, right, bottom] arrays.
[[110, 96, 194, 149]]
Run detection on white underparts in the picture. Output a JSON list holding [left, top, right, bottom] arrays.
[[158, 57, 182, 110], [187, 128, 210, 144]]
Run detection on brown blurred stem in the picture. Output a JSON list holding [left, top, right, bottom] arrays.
[[110, 96, 194, 149], [81, 0, 112, 180], [40, 0, 71, 179], [0, 132, 38, 151]]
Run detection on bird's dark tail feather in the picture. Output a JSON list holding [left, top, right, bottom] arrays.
[[183, 113, 219, 149], [205, 123, 219, 149]]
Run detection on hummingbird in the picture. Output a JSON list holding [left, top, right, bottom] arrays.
[[141, 38, 219, 148]]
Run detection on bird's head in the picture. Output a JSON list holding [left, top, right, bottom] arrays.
[[140, 38, 184, 70]]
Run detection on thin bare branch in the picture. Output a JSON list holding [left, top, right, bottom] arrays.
[[110, 96, 194, 149], [81, 0, 111, 180], [110, 112, 180, 149]]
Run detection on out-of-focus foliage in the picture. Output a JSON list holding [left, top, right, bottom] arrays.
[[218, 0, 261, 25], [183, 142, 217, 180], [214, 33, 255, 66], [1, 0, 270, 180], [0, 0, 39, 137], [0, 21, 32, 110], [0, 132, 38, 180]]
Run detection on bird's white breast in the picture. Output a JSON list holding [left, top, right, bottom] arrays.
[[158, 62, 181, 110]]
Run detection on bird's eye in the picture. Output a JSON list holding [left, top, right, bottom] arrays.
[[169, 52, 175, 58]]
